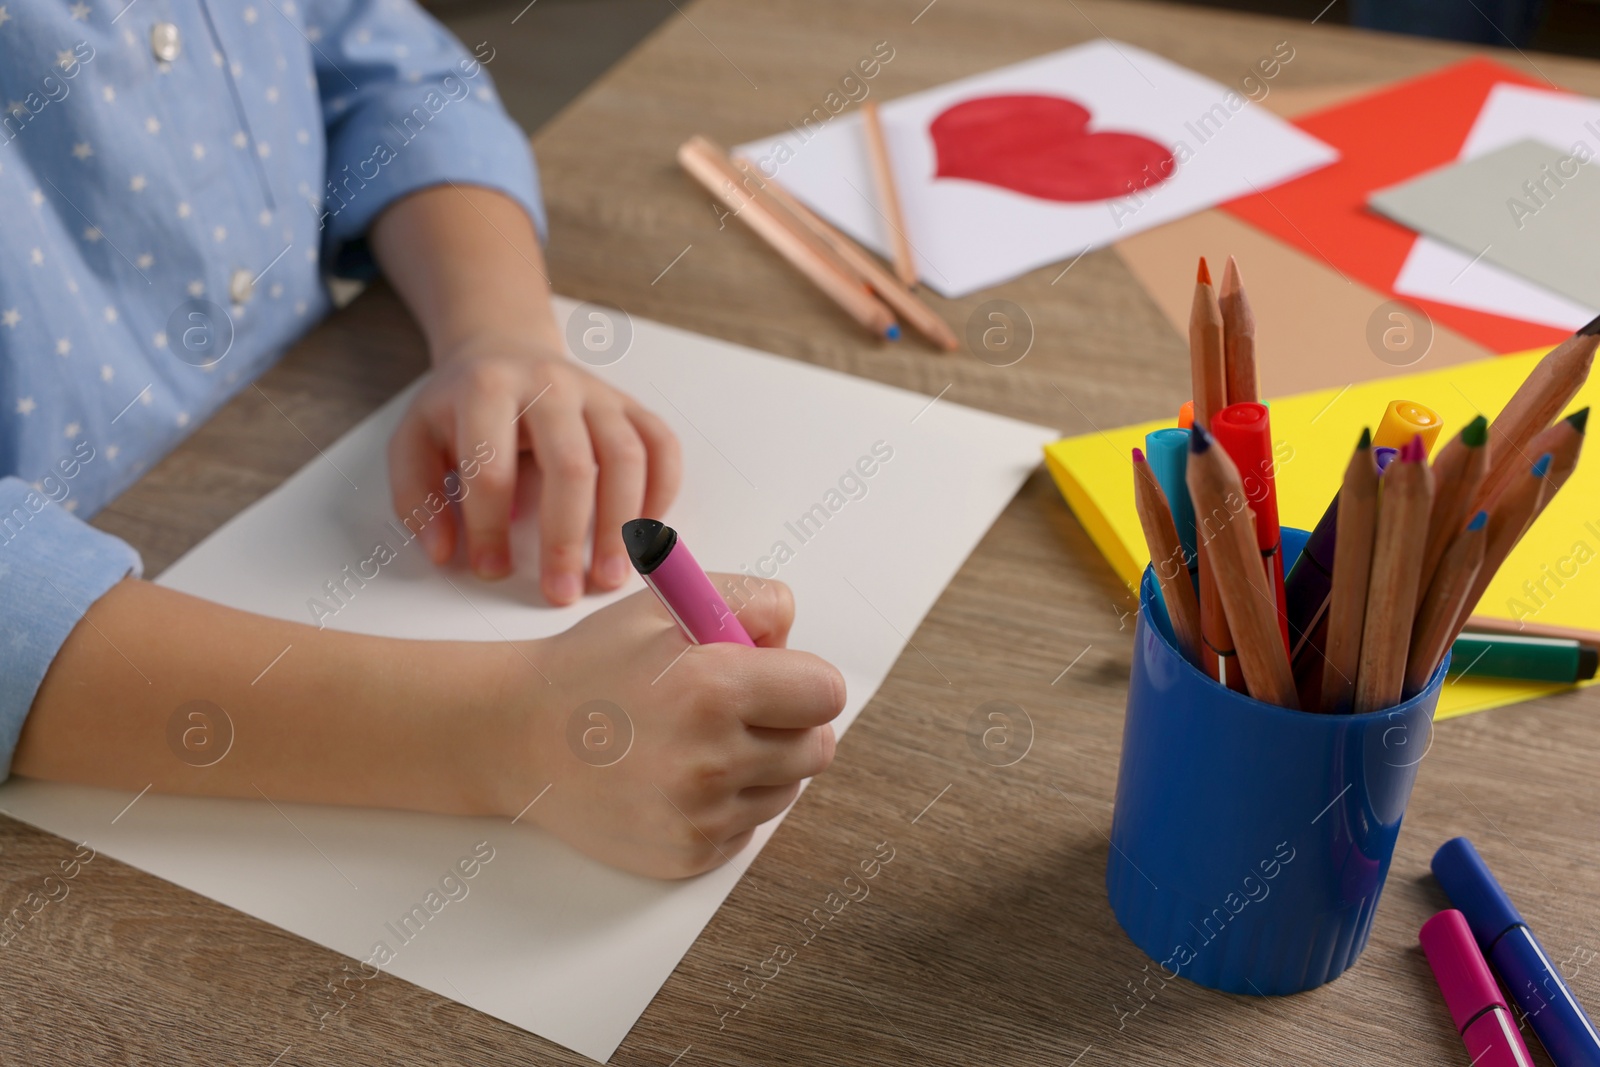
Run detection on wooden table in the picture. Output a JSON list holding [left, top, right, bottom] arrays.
[[7, 2, 1598, 1063]]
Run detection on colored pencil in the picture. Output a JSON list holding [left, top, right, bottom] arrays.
[[1212, 402, 1288, 649], [1319, 429, 1380, 714], [1374, 399, 1443, 452], [1190, 258, 1238, 688], [1405, 510, 1488, 696], [1526, 406, 1588, 525], [858, 101, 917, 288], [1133, 447, 1203, 666], [1463, 616, 1600, 646], [1449, 634, 1600, 684], [1354, 435, 1434, 714], [1186, 425, 1299, 708], [1448, 453, 1554, 646], [1219, 255, 1258, 406], [677, 137, 901, 340], [1287, 445, 1398, 673], [1416, 414, 1488, 610], [728, 153, 959, 350], [1472, 324, 1598, 512]]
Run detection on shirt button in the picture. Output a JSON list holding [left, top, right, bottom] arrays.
[[150, 22, 181, 63], [229, 269, 255, 305]]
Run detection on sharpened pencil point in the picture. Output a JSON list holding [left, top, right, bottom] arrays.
[[1568, 407, 1590, 434], [1132, 446, 1145, 463], [1400, 435, 1426, 463], [1533, 452, 1553, 478], [1357, 426, 1371, 450], [1462, 414, 1488, 447], [1197, 257, 1211, 285], [1579, 313, 1600, 337], [1466, 509, 1488, 532], [1189, 422, 1212, 453], [885, 324, 902, 341], [1221, 255, 1241, 296]]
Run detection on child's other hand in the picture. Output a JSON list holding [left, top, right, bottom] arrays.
[[387, 335, 681, 605], [509, 577, 845, 879]]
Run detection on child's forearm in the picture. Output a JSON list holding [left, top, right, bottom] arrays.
[[14, 579, 532, 817], [369, 183, 562, 361]]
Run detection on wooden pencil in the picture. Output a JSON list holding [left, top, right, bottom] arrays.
[[732, 156, 960, 351], [1353, 435, 1434, 714], [1471, 326, 1598, 512], [1319, 428, 1380, 714], [1405, 510, 1488, 696], [1219, 255, 1258, 406], [1190, 258, 1237, 687], [858, 101, 917, 288], [1463, 616, 1600, 645], [1448, 452, 1555, 647], [677, 137, 900, 340], [1186, 425, 1299, 708], [1133, 447, 1203, 666], [1526, 406, 1588, 525], [1416, 414, 1488, 610]]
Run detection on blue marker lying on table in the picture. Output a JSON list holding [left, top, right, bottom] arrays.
[[1433, 837, 1600, 1067]]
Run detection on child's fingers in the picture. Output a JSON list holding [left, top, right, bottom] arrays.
[[724, 783, 803, 837], [386, 414, 457, 565], [629, 403, 682, 519], [707, 645, 845, 729], [738, 725, 837, 787], [455, 387, 520, 580], [524, 387, 598, 606], [584, 406, 648, 591], [705, 574, 794, 648]]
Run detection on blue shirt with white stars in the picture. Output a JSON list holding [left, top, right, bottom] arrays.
[[0, 0, 546, 775]]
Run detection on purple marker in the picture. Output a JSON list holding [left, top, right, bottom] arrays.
[[622, 519, 754, 646]]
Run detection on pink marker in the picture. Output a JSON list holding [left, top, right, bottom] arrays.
[[622, 519, 754, 646], [1420, 909, 1536, 1067]]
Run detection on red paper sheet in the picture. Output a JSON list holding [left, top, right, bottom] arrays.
[[1222, 58, 1566, 354]]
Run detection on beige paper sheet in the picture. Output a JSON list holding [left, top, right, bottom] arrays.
[[1114, 84, 1494, 397]]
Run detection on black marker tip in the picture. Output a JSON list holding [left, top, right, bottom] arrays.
[[621, 518, 676, 575]]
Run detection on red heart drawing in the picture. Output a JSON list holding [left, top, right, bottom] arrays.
[[929, 94, 1175, 203]]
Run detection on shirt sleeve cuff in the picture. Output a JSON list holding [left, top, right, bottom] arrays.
[[0, 477, 143, 781], [319, 91, 546, 280]]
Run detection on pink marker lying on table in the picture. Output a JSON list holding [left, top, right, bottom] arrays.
[[1419, 909, 1536, 1067], [622, 519, 754, 646]]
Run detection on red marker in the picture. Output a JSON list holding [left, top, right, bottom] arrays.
[[1211, 402, 1289, 650], [622, 519, 754, 646], [1420, 909, 1535, 1067]]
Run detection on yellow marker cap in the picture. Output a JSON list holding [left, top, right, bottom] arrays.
[[1373, 399, 1442, 453]]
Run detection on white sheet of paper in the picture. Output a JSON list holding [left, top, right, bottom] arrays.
[[0, 299, 1054, 1063], [1391, 83, 1600, 330], [733, 41, 1337, 298]]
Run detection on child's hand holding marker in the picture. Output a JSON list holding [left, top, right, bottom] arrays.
[[0, 4, 847, 885], [524, 574, 844, 879]]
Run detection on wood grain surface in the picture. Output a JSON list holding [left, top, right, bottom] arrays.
[[4, 2, 1598, 1064]]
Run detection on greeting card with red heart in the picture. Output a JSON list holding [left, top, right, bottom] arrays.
[[930, 94, 1175, 203]]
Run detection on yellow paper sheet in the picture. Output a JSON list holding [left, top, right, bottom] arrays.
[[1045, 347, 1598, 721]]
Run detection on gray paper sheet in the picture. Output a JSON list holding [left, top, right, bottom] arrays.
[[1369, 137, 1600, 310]]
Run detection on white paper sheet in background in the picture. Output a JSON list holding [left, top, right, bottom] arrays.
[[0, 298, 1055, 1062], [1392, 82, 1600, 331], [734, 41, 1338, 297]]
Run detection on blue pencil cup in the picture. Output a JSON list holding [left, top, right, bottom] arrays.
[[1106, 528, 1447, 995]]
